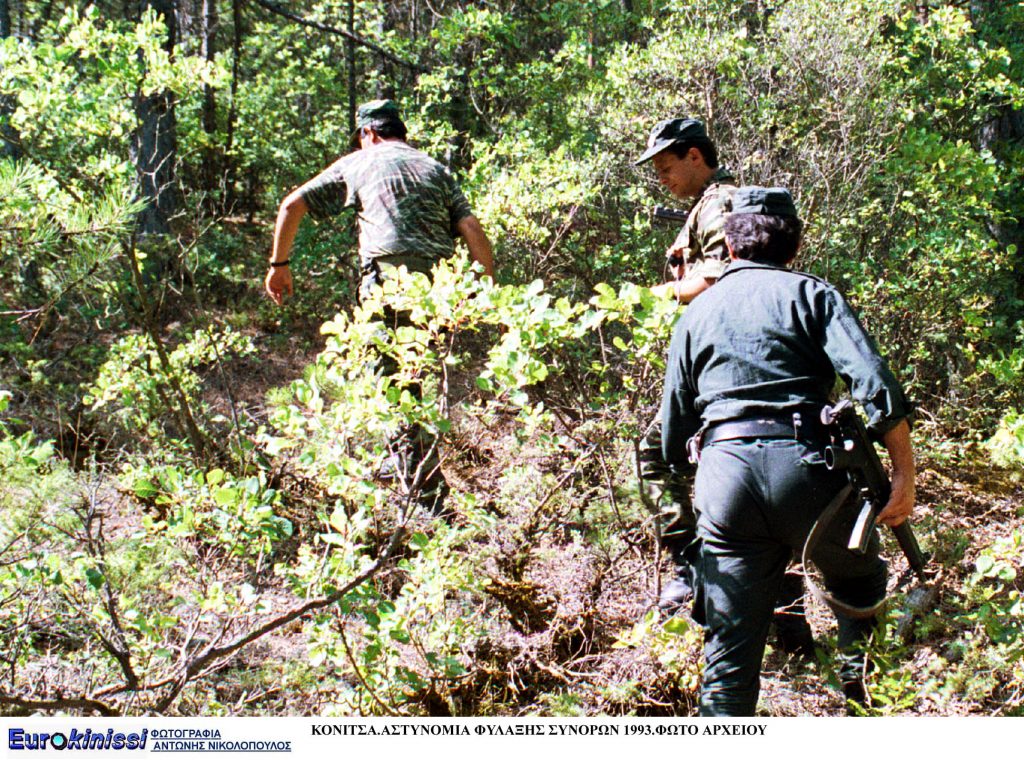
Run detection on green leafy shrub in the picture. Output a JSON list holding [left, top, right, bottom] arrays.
[[84, 327, 255, 450]]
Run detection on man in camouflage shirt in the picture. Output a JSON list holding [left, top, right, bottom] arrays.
[[634, 122, 815, 658], [638, 118, 737, 303], [265, 99, 494, 512], [634, 117, 738, 611]]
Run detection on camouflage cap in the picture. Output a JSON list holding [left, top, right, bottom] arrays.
[[356, 99, 402, 130], [731, 186, 799, 217], [634, 117, 709, 165]]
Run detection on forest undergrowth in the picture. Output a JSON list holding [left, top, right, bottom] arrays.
[[2, 0, 1023, 719], [2, 253, 1022, 718]]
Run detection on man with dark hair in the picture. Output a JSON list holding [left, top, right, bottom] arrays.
[[265, 99, 494, 512], [635, 117, 734, 304], [634, 118, 737, 611], [635, 120, 813, 661], [661, 186, 916, 715]]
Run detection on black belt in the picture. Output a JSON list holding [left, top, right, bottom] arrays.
[[701, 412, 825, 449]]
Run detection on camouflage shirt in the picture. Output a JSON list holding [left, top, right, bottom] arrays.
[[300, 141, 473, 279], [669, 167, 737, 282]]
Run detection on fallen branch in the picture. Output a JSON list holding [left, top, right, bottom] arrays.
[[0, 693, 118, 717], [152, 521, 410, 713]]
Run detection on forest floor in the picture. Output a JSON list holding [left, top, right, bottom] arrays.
[[179, 310, 1024, 717], [8, 281, 1021, 718]]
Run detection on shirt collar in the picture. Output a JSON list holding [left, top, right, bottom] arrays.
[[718, 258, 788, 281], [709, 166, 736, 188], [687, 167, 736, 211]]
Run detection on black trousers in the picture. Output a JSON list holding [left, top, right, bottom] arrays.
[[694, 438, 888, 716]]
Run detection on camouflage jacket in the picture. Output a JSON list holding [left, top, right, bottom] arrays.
[[300, 141, 473, 280], [669, 167, 737, 282]]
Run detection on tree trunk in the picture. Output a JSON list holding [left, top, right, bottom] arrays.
[[200, 0, 217, 135], [376, 1, 396, 100], [132, 0, 179, 236], [347, 0, 356, 135], [199, 0, 219, 204], [223, 0, 242, 214], [742, 0, 768, 39], [0, 0, 19, 160]]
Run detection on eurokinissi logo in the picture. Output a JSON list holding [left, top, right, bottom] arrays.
[[8, 728, 149, 751]]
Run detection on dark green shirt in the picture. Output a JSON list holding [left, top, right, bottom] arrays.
[[661, 260, 912, 468], [300, 141, 473, 276]]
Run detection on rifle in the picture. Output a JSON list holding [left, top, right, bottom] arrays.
[[652, 205, 689, 224], [820, 399, 928, 581]]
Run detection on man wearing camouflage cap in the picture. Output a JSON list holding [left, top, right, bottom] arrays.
[[633, 117, 737, 611], [660, 186, 916, 715], [265, 99, 494, 512]]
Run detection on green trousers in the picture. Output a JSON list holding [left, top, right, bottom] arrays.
[[638, 411, 696, 559], [374, 305, 448, 514]]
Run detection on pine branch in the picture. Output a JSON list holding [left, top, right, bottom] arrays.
[[250, 0, 427, 73]]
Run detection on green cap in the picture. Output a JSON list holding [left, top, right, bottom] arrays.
[[355, 99, 402, 130], [731, 186, 799, 217], [634, 117, 709, 165]]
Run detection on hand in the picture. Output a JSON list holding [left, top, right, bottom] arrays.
[[650, 282, 676, 300], [876, 471, 915, 527], [877, 418, 915, 527], [265, 266, 293, 305]]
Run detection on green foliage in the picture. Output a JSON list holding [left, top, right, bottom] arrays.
[[986, 411, 1024, 469], [5, 0, 1024, 718], [612, 610, 703, 697], [84, 327, 255, 449], [131, 463, 293, 561], [256, 261, 682, 714], [0, 6, 218, 307], [1, 391, 295, 713], [299, 520, 487, 715], [927, 533, 1024, 712]]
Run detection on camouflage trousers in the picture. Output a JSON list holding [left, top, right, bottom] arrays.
[[638, 412, 698, 562]]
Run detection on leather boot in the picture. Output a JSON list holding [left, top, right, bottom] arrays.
[[659, 565, 695, 612], [837, 614, 878, 713], [658, 538, 698, 613]]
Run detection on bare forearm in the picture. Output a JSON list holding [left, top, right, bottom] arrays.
[[878, 418, 915, 526], [456, 215, 494, 278], [265, 190, 308, 304], [271, 191, 308, 264], [651, 276, 715, 303]]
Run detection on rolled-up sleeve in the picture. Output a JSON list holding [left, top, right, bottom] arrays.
[[300, 161, 350, 219], [819, 288, 913, 439]]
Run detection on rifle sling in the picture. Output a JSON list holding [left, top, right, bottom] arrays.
[[801, 483, 887, 620]]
